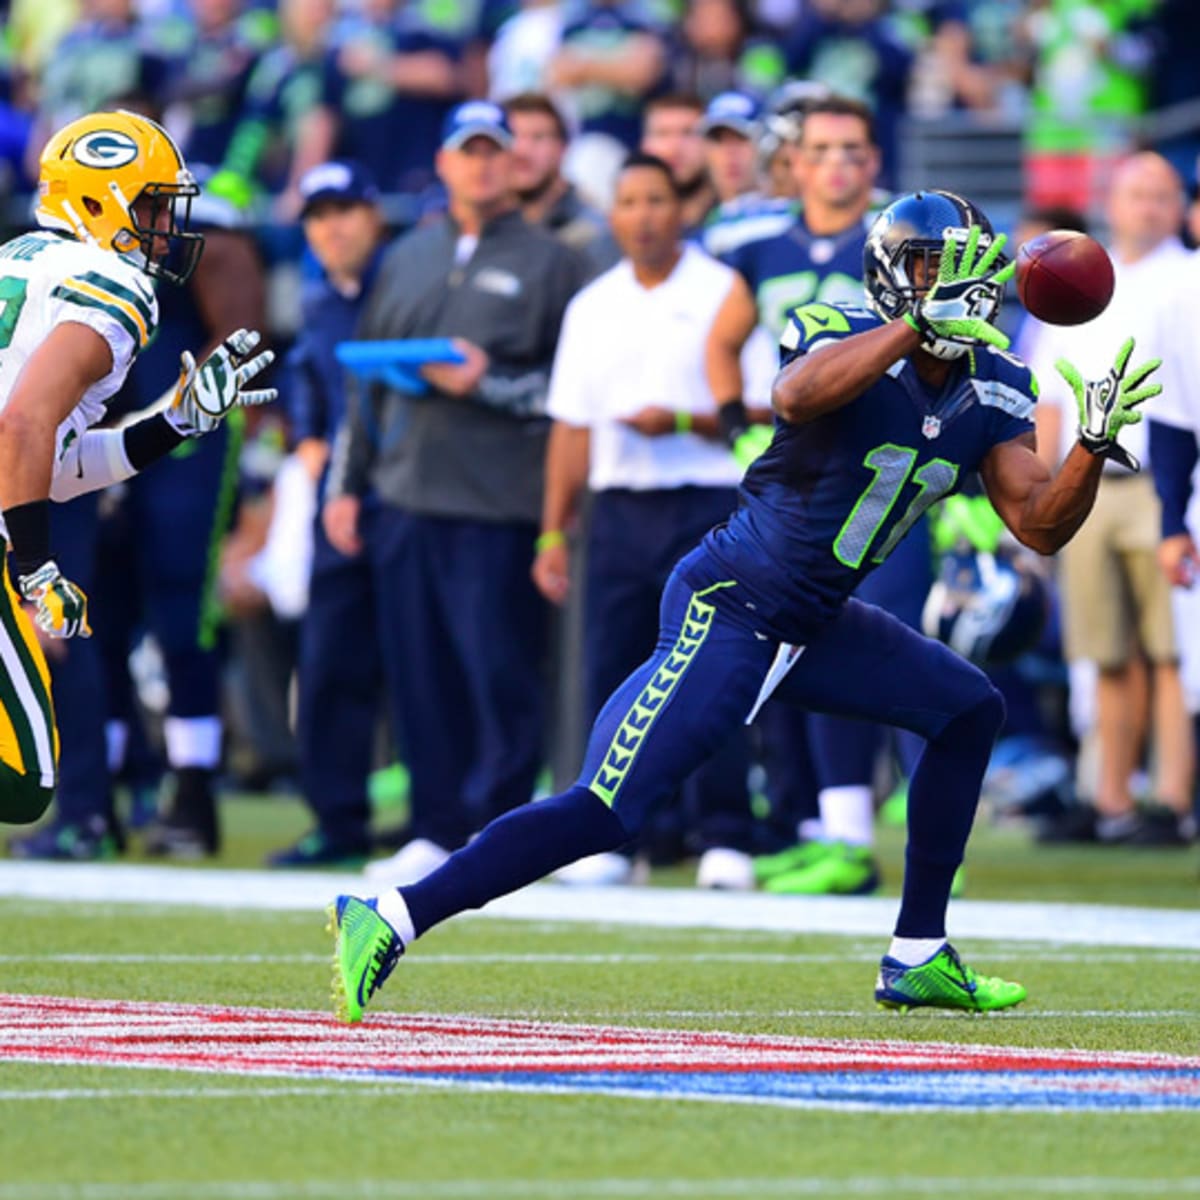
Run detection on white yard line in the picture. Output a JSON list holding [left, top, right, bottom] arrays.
[[1, 1178, 1199, 1200], [0, 950, 1198, 965], [0, 862, 1198, 949]]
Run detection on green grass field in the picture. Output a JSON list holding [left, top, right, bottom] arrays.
[[1, 796, 1199, 1199]]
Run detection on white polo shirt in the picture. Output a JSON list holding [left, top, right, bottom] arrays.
[[547, 244, 745, 492], [1019, 238, 1194, 468], [1155, 252, 1200, 436]]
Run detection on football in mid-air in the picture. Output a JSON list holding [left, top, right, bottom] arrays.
[[1015, 230, 1115, 326]]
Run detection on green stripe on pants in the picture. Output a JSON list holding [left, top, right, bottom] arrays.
[[589, 591, 719, 807]]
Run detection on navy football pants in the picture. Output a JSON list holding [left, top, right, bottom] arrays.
[[402, 548, 1003, 938], [584, 487, 753, 853], [580, 557, 992, 831]]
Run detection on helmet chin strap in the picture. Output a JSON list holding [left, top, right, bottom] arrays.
[[57, 199, 99, 248], [923, 339, 970, 362]]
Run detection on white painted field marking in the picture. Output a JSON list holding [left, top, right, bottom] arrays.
[[1, 862, 1197, 949], [2, 1178, 1200, 1200], [1, 950, 1198, 966]]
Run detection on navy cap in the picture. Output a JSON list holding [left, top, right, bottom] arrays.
[[299, 161, 379, 216], [700, 91, 763, 139], [441, 100, 512, 151]]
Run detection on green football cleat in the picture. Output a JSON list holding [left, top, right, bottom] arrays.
[[327, 895, 404, 1024], [752, 840, 831, 885], [875, 942, 1026, 1012], [762, 842, 881, 895]]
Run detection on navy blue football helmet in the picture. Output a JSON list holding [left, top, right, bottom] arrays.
[[922, 549, 1049, 667], [863, 189, 1006, 360]]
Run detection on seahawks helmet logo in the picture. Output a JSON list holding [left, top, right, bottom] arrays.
[[72, 130, 140, 169]]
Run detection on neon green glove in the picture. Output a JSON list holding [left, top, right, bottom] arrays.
[[733, 425, 773, 469], [904, 226, 1015, 352], [1056, 336, 1162, 472]]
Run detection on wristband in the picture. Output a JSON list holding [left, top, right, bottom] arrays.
[[2, 500, 52, 578], [674, 410, 693, 434], [536, 529, 566, 553], [716, 398, 749, 447], [123, 413, 187, 471]]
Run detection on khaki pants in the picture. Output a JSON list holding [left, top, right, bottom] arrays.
[[1060, 473, 1178, 668]]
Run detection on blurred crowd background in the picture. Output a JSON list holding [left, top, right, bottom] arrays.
[[3, 0, 1200, 890]]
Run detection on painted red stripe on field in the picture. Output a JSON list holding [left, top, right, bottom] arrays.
[[2, 994, 1198, 1081]]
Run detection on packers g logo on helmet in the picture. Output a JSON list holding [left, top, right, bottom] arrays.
[[36, 110, 204, 286], [71, 130, 141, 170]]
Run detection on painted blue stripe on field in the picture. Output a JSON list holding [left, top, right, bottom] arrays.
[[362, 1069, 1200, 1111]]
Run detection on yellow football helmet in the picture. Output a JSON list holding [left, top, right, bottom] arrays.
[[36, 110, 204, 285]]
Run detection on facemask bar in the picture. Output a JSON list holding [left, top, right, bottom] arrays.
[[131, 182, 205, 286]]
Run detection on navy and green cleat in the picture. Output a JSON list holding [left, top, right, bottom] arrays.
[[875, 942, 1026, 1013], [327, 895, 404, 1023]]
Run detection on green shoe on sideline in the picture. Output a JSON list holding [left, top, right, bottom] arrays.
[[762, 842, 881, 895], [752, 840, 831, 885]]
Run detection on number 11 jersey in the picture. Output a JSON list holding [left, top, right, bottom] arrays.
[[700, 301, 1038, 644]]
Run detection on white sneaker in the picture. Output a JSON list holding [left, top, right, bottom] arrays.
[[695, 847, 755, 890], [553, 851, 640, 886], [364, 837, 450, 886]]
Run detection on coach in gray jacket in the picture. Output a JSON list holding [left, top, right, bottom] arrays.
[[325, 101, 590, 885]]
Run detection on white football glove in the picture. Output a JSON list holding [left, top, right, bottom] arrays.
[[17, 560, 92, 639], [164, 329, 277, 437]]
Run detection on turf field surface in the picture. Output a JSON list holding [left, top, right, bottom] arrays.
[[1, 807, 1199, 1196]]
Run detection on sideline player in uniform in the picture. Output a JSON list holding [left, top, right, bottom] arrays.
[[708, 92, 931, 895], [329, 190, 1162, 1019], [0, 109, 275, 825]]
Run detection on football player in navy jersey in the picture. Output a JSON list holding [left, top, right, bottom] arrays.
[[709, 93, 929, 896], [328, 189, 1162, 1020]]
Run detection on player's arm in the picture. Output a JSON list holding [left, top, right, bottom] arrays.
[[706, 273, 757, 412], [1149, 418, 1200, 586], [0, 323, 110, 515], [771, 317, 922, 424], [531, 420, 590, 606], [706, 274, 775, 457], [775, 228, 1014, 425], [0, 322, 113, 637], [981, 338, 1164, 555], [979, 432, 1102, 556]]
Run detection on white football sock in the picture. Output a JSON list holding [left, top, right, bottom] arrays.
[[887, 936, 946, 966], [818, 785, 874, 846], [163, 716, 222, 769], [375, 889, 416, 946]]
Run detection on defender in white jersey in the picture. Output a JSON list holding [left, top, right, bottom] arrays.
[[0, 109, 276, 824]]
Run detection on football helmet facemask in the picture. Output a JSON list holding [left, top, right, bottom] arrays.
[[864, 189, 1005, 361], [36, 110, 203, 286]]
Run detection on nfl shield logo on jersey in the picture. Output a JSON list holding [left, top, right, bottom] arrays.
[[922, 414, 942, 440]]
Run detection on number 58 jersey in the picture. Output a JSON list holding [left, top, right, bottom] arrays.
[[0, 230, 159, 469], [701, 301, 1038, 644]]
